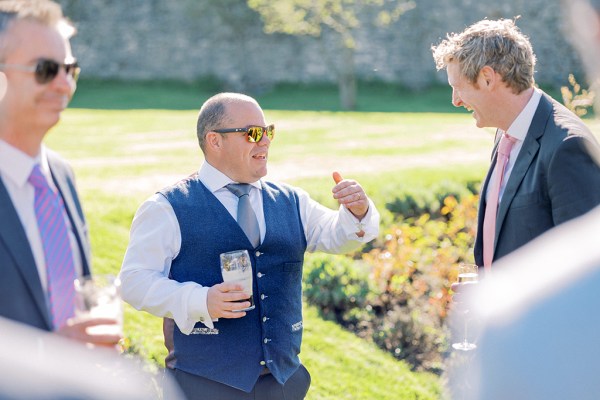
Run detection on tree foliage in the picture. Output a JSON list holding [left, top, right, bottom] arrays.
[[248, 0, 414, 47], [247, 0, 415, 110]]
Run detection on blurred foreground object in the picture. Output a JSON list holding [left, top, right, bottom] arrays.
[[448, 205, 600, 399], [0, 317, 184, 400]]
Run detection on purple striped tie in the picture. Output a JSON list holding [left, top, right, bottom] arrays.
[[28, 164, 76, 330]]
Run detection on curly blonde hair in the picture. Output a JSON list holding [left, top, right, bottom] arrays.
[[432, 18, 536, 94]]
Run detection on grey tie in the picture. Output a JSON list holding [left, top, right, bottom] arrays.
[[226, 183, 261, 248]]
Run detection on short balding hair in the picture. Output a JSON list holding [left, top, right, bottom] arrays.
[[196, 93, 259, 152]]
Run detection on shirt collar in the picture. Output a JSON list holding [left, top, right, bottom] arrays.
[[198, 161, 262, 193], [505, 87, 542, 142], [0, 139, 50, 187]]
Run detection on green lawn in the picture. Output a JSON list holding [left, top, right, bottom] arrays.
[[44, 80, 600, 399], [69, 79, 462, 113]]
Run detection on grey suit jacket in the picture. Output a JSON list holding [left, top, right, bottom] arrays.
[[474, 92, 600, 267], [0, 149, 91, 331]]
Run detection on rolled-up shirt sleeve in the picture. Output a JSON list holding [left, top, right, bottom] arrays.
[[297, 187, 380, 253], [118, 194, 214, 334]]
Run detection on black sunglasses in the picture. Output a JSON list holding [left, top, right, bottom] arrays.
[[213, 124, 275, 143], [0, 58, 80, 84]]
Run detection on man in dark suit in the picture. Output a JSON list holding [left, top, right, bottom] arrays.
[[447, 3, 600, 399], [432, 18, 600, 272], [0, 0, 120, 345]]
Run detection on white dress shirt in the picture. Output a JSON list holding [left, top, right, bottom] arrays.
[[489, 88, 542, 202], [120, 161, 380, 334], [0, 139, 84, 292]]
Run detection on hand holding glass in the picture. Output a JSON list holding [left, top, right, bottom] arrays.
[[452, 263, 479, 351], [74, 274, 123, 337], [220, 250, 255, 312]]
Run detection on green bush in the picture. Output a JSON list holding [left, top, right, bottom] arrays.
[[385, 180, 478, 220], [303, 253, 374, 328], [303, 188, 480, 374], [366, 193, 478, 372]]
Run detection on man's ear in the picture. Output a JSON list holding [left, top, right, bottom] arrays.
[[479, 66, 497, 89], [205, 131, 223, 151]]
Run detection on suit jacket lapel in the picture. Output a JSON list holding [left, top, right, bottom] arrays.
[[47, 153, 91, 275], [475, 129, 502, 263], [0, 178, 52, 328], [478, 141, 498, 219], [494, 94, 551, 243]]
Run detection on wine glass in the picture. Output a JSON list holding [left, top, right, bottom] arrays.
[[452, 263, 479, 351]]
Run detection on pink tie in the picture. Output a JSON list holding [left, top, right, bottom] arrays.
[[29, 165, 76, 330], [483, 134, 516, 272]]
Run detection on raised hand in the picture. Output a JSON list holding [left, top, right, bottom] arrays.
[[331, 171, 369, 220]]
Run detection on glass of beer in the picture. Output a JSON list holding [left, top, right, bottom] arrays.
[[451, 263, 479, 351], [220, 250, 255, 312]]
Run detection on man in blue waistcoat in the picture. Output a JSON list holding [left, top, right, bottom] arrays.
[[119, 92, 380, 399]]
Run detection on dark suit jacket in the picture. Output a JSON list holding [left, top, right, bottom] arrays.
[[0, 149, 91, 331], [474, 92, 600, 266]]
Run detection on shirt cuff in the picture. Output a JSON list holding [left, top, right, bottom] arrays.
[[339, 199, 379, 242], [176, 285, 214, 334]]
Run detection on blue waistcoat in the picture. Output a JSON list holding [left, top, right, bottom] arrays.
[[160, 175, 307, 392]]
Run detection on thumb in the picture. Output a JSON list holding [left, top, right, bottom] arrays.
[[332, 171, 343, 184]]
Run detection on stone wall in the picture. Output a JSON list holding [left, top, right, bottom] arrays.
[[57, 0, 584, 93]]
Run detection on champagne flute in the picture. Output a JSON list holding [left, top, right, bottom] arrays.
[[452, 263, 478, 351]]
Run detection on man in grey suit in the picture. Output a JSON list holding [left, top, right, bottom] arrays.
[[432, 18, 600, 272], [446, 4, 600, 398], [0, 0, 120, 345]]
